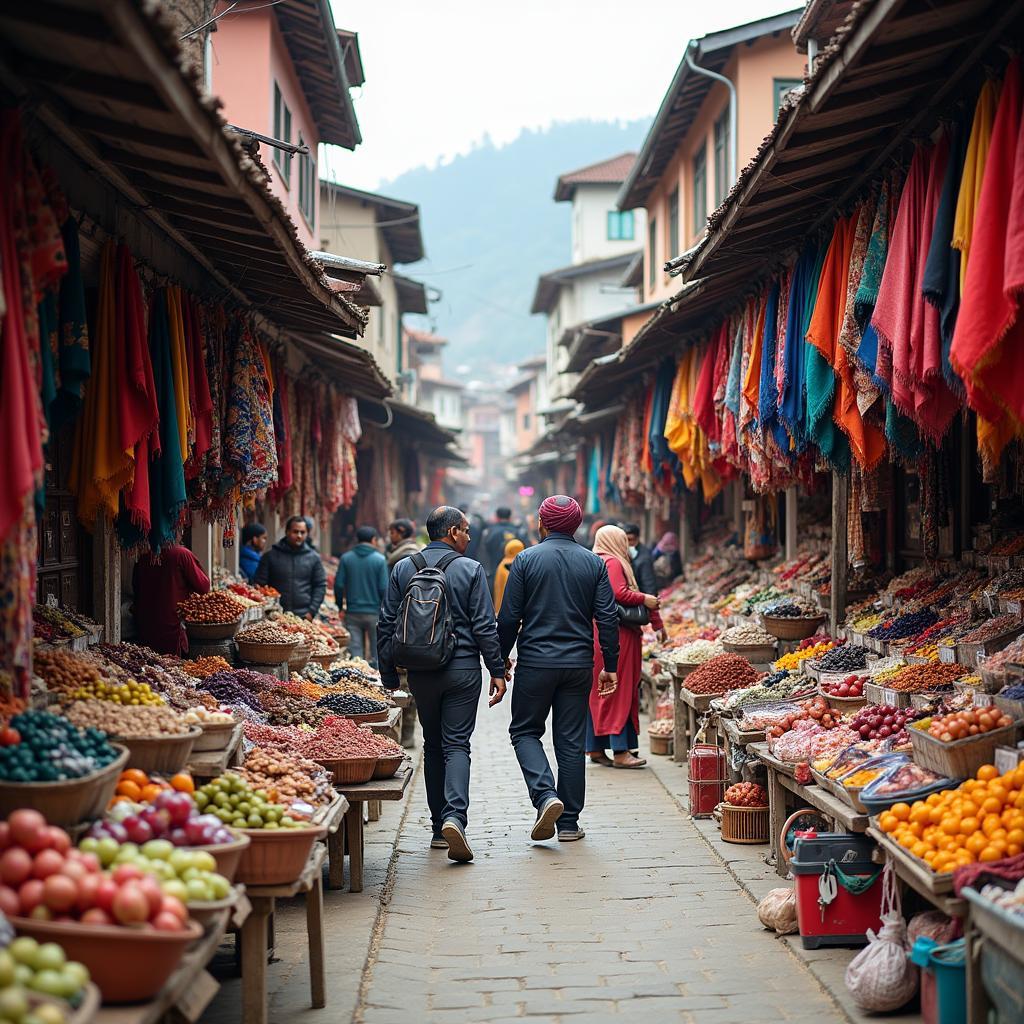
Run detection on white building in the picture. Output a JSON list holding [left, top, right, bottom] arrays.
[[404, 327, 465, 431], [530, 154, 644, 423]]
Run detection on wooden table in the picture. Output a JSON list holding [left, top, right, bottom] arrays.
[[239, 845, 327, 1024], [332, 766, 413, 892], [187, 724, 244, 779], [720, 717, 763, 784], [311, 791, 350, 890], [96, 900, 245, 1024]]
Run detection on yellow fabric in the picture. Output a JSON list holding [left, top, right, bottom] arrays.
[[69, 242, 133, 525], [492, 539, 524, 613], [953, 78, 999, 291], [167, 285, 191, 461], [663, 345, 721, 500]]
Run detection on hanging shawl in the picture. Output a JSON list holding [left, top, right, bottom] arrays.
[[118, 289, 186, 553], [586, 444, 601, 515], [648, 357, 677, 470], [806, 215, 856, 470], [70, 242, 134, 525], [114, 246, 159, 533], [741, 297, 765, 428], [721, 318, 742, 463], [923, 122, 968, 393], [774, 267, 791, 409], [853, 183, 891, 411], [779, 244, 825, 448], [757, 280, 789, 454], [693, 330, 720, 440], [640, 383, 655, 475], [837, 198, 876, 358], [953, 78, 999, 292], [951, 58, 1024, 468], [49, 214, 90, 431], [183, 294, 213, 478], [166, 286, 191, 465]]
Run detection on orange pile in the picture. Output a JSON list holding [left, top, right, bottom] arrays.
[[110, 768, 195, 806], [878, 762, 1024, 873]]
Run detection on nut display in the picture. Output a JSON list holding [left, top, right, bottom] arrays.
[[959, 614, 1021, 644], [177, 591, 245, 624], [35, 649, 164, 706], [63, 701, 192, 738], [183, 706, 234, 725], [256, 690, 329, 729], [315, 693, 388, 716], [183, 656, 231, 679], [236, 748, 333, 806], [684, 654, 758, 695], [884, 662, 965, 693], [720, 625, 777, 647], [664, 639, 723, 665], [235, 622, 299, 644]]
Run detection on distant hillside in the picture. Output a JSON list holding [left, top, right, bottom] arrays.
[[384, 118, 650, 375]]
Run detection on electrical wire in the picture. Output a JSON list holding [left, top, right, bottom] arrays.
[[180, 0, 287, 41]]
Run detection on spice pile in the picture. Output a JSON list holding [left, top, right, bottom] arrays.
[[62, 702, 192, 737], [684, 654, 758, 695], [177, 592, 245, 624], [236, 622, 299, 644], [183, 655, 231, 679], [959, 615, 1021, 644], [300, 715, 401, 760], [884, 662, 965, 693]]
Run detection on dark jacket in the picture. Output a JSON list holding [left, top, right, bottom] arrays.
[[497, 533, 619, 673], [254, 539, 326, 617], [631, 542, 658, 597], [335, 544, 388, 615], [481, 520, 526, 580], [239, 544, 262, 583], [386, 537, 422, 572], [377, 541, 504, 689]]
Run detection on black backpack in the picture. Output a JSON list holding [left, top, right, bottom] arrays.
[[392, 551, 461, 671]]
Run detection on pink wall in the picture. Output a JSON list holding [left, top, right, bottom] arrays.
[[209, 6, 321, 248], [641, 34, 806, 305]]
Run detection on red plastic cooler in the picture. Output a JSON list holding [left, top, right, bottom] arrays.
[[688, 743, 726, 817], [791, 833, 884, 949]]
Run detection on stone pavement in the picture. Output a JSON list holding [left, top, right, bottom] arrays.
[[353, 689, 848, 1024]]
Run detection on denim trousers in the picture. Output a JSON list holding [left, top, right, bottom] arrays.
[[407, 666, 482, 832], [346, 612, 379, 667], [509, 664, 591, 830]]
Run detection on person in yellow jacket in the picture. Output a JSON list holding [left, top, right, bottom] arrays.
[[493, 538, 525, 613]]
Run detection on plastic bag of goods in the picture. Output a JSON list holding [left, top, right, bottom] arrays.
[[757, 887, 798, 935], [845, 863, 918, 1012], [907, 910, 958, 947], [655, 693, 674, 721]]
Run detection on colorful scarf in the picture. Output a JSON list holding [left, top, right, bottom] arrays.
[[779, 243, 824, 448]]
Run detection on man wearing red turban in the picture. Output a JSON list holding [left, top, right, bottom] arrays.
[[497, 495, 620, 843]]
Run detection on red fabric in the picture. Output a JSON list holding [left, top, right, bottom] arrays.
[[952, 57, 1024, 425], [132, 545, 210, 655], [538, 494, 582, 535], [589, 557, 660, 736], [118, 245, 159, 531], [183, 295, 213, 476], [693, 328, 721, 441]]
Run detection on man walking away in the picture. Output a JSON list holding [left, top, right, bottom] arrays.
[[498, 495, 619, 844], [335, 526, 389, 667], [385, 518, 421, 572], [623, 523, 657, 599], [378, 506, 508, 863], [481, 507, 525, 584], [254, 516, 326, 621]]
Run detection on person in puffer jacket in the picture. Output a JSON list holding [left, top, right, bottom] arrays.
[[254, 516, 326, 619]]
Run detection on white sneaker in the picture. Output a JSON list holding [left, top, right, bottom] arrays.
[[530, 797, 564, 841], [558, 827, 586, 842]]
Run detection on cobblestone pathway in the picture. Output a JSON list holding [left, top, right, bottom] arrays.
[[355, 689, 847, 1024]]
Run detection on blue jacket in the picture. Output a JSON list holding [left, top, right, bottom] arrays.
[[377, 541, 504, 688], [239, 544, 261, 583], [497, 533, 619, 672], [335, 544, 389, 616]]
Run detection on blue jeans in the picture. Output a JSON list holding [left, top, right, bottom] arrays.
[[407, 666, 482, 832], [586, 714, 638, 753], [346, 612, 379, 667], [509, 665, 591, 830]]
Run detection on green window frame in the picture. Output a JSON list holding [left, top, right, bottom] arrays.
[[648, 217, 657, 289], [692, 143, 707, 239], [667, 188, 679, 260], [774, 78, 803, 116], [714, 108, 729, 208], [272, 81, 292, 187], [606, 210, 635, 241], [298, 135, 316, 227]]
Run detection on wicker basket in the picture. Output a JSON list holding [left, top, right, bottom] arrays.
[[316, 755, 376, 784], [761, 613, 827, 641], [0, 745, 128, 828], [341, 709, 389, 724], [909, 720, 1022, 777], [648, 734, 672, 756], [235, 824, 327, 886], [721, 641, 777, 664], [111, 727, 201, 775], [372, 754, 405, 780], [309, 651, 341, 669], [720, 803, 769, 844], [288, 641, 311, 671], [184, 618, 241, 641], [196, 831, 250, 883], [191, 719, 237, 753], [234, 637, 299, 665]]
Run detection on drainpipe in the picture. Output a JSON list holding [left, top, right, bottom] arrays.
[[685, 47, 737, 185]]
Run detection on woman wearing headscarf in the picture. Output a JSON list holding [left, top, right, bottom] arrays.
[[493, 537, 524, 613], [587, 525, 662, 769], [652, 531, 682, 588]]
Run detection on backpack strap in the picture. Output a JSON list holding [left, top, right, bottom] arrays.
[[435, 550, 462, 573], [410, 552, 427, 572]]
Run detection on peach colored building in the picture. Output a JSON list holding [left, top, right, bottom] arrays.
[[618, 10, 806, 305], [207, 1, 362, 250]]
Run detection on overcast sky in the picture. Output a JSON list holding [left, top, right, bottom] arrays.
[[323, 1, 804, 190]]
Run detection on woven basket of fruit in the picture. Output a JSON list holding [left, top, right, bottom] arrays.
[[720, 783, 769, 844], [909, 710, 1020, 777], [111, 728, 202, 776]]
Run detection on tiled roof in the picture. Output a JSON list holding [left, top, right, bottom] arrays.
[[554, 153, 637, 201], [404, 326, 447, 346]]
